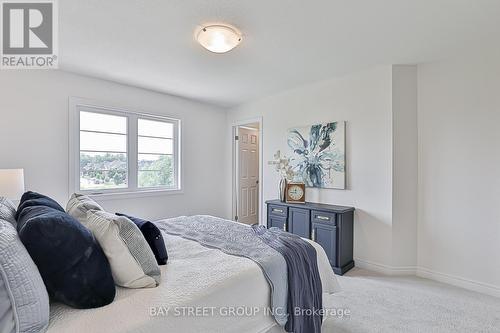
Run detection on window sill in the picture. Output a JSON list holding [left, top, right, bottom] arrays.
[[83, 188, 183, 201]]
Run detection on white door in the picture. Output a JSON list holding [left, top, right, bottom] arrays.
[[237, 127, 259, 225]]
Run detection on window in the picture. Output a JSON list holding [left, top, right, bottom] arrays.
[[70, 100, 181, 197], [79, 111, 128, 190], [137, 119, 174, 188]]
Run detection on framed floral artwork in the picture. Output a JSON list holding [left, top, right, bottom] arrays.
[[287, 121, 345, 189]]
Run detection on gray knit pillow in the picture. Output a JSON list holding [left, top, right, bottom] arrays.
[[0, 219, 50, 333], [0, 198, 16, 227]]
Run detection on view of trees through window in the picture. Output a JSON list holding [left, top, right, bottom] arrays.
[[137, 118, 174, 188], [78, 109, 177, 192], [138, 155, 173, 188], [80, 153, 127, 190], [80, 153, 174, 190]]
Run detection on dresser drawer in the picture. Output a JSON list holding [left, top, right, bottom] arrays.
[[268, 205, 288, 217], [268, 216, 287, 231], [311, 210, 336, 225]]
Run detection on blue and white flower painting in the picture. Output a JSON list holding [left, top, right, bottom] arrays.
[[287, 121, 345, 189]]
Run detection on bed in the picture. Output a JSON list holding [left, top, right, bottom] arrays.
[[48, 217, 340, 333]]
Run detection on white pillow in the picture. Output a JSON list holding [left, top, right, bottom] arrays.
[[81, 210, 161, 288], [66, 193, 104, 223], [66, 194, 160, 288]]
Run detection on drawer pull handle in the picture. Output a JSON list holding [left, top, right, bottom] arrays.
[[311, 229, 316, 241], [316, 215, 330, 221], [273, 209, 284, 213], [283, 223, 287, 232]]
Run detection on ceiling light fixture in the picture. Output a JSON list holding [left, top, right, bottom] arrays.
[[196, 24, 242, 53]]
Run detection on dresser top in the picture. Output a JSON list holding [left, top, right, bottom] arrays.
[[265, 199, 355, 213]]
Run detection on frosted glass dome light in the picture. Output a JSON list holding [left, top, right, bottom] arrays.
[[196, 24, 242, 53]]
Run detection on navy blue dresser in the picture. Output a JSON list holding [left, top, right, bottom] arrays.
[[266, 200, 355, 275]]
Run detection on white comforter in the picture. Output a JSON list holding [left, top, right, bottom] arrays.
[[48, 230, 340, 333]]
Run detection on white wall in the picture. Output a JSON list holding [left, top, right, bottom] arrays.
[[0, 70, 228, 220], [227, 66, 395, 267], [417, 54, 500, 295], [392, 65, 418, 269]]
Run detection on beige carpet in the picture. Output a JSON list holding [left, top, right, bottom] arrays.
[[322, 268, 500, 333]]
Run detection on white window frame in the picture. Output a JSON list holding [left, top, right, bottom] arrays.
[[69, 97, 182, 200]]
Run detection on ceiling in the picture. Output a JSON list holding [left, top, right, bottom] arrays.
[[59, 0, 500, 108]]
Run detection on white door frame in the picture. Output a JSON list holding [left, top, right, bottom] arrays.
[[232, 117, 263, 225]]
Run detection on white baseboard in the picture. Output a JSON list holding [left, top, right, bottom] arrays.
[[416, 267, 500, 298], [354, 257, 417, 275], [353, 257, 500, 298]]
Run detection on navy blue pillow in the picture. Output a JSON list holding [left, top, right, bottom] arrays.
[[17, 203, 116, 309], [116, 213, 168, 265], [15, 191, 64, 220]]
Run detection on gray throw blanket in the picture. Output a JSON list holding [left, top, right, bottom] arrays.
[[253, 225, 323, 333], [154, 215, 289, 326]]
